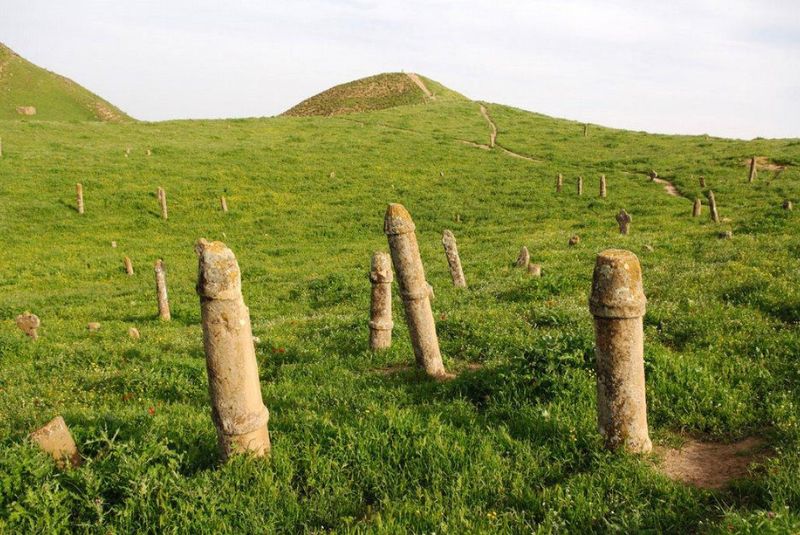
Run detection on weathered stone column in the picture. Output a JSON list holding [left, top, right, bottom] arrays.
[[556, 173, 563, 193], [30, 416, 81, 468], [124, 256, 134, 275], [154, 259, 171, 321], [577, 176, 583, 196], [590, 249, 651, 453], [699, 176, 706, 188], [616, 209, 632, 235], [369, 251, 393, 350], [76, 183, 84, 215], [158, 187, 168, 220], [16, 312, 40, 340], [442, 230, 467, 288], [708, 190, 720, 223], [783, 199, 793, 211], [748, 156, 757, 183], [220, 196, 228, 213], [384, 203, 448, 378], [600, 175, 607, 198], [692, 198, 702, 217], [515, 246, 530, 268], [196, 239, 271, 460]]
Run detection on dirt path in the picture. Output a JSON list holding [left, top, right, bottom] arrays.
[[479, 105, 497, 148], [406, 73, 434, 99], [653, 177, 682, 197]]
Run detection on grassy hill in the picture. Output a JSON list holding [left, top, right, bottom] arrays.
[[1, 74, 800, 532], [0, 43, 131, 122]]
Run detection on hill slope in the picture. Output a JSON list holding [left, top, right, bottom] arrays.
[[0, 43, 131, 122]]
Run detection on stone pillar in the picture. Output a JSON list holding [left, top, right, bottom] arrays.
[[600, 175, 607, 198], [616, 209, 632, 235], [196, 239, 270, 460], [220, 196, 228, 213], [748, 156, 757, 183], [76, 183, 84, 215], [783, 199, 793, 211], [699, 176, 706, 188], [158, 187, 168, 220], [0, 136, 3, 158], [692, 198, 702, 217], [556, 173, 563, 193], [708, 190, 720, 223], [590, 249, 651, 453], [442, 230, 467, 288], [16, 312, 40, 340], [569, 235, 580, 246], [369, 251, 393, 351], [527, 263, 542, 277], [515, 246, 530, 268], [583, 123, 588, 137], [128, 327, 141, 339], [124, 256, 134, 275], [577, 176, 583, 196], [30, 416, 81, 468], [384, 203, 448, 378], [154, 259, 171, 321], [649, 170, 657, 182]]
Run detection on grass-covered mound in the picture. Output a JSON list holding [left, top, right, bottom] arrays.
[[1, 85, 799, 532], [0, 43, 130, 122]]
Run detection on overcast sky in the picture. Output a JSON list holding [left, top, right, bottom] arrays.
[[2, 0, 798, 138]]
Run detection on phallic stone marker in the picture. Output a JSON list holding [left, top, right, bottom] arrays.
[[699, 176, 706, 188], [124, 256, 134, 275], [16, 312, 40, 340], [692, 198, 702, 217], [527, 263, 542, 277], [87, 322, 101, 332], [196, 239, 271, 460], [590, 249, 652, 453], [515, 246, 530, 268], [441, 230, 467, 288], [616, 209, 632, 235], [154, 259, 171, 321], [556, 173, 563, 193], [748, 156, 757, 183], [76, 183, 84, 215], [783, 199, 793, 211], [569, 235, 580, 246], [157, 187, 168, 220], [220, 196, 228, 213], [30, 416, 81, 468], [600, 175, 607, 198], [384, 203, 449, 378], [577, 176, 583, 196], [128, 327, 141, 340], [707, 190, 720, 223], [369, 251, 393, 351]]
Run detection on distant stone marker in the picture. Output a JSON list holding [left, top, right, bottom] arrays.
[[569, 235, 580, 246], [748, 156, 757, 183], [616, 209, 632, 235], [154, 259, 171, 321], [600, 174, 607, 198], [515, 246, 530, 268], [0, 136, 3, 158], [527, 263, 542, 277], [87, 322, 101, 332], [384, 203, 449, 379], [157, 187, 168, 220], [128, 327, 141, 340], [577, 176, 583, 196], [16, 106, 36, 116], [220, 196, 228, 213], [719, 230, 733, 240], [783, 199, 793, 211], [590, 249, 651, 453], [369, 251, 393, 351], [442, 230, 467, 288], [583, 123, 588, 137], [649, 170, 657, 182], [30, 416, 81, 468], [124, 256, 134, 275], [692, 198, 702, 217], [699, 176, 706, 188], [707, 190, 720, 223], [196, 239, 271, 461], [76, 183, 84, 215], [16, 312, 40, 340], [556, 173, 563, 193]]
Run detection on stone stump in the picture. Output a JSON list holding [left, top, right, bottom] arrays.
[[515, 246, 530, 268], [442, 230, 467, 287], [30, 416, 81, 468], [154, 259, 171, 320], [16, 312, 40, 340], [692, 198, 702, 217], [369, 251, 393, 351], [124, 256, 134, 275], [616, 209, 632, 235]]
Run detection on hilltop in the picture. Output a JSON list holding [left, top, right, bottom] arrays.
[[0, 43, 130, 122]]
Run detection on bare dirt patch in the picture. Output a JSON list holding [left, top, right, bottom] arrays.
[[657, 436, 771, 489], [406, 72, 434, 99], [652, 177, 682, 197]]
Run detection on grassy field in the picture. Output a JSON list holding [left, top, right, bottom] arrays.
[[1, 76, 800, 533]]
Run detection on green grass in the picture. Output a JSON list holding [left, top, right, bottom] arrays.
[[1, 82, 800, 533], [0, 43, 130, 122]]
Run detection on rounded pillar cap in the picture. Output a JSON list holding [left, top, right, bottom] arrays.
[[195, 239, 242, 300], [370, 251, 393, 283], [384, 203, 416, 235], [589, 249, 646, 318]]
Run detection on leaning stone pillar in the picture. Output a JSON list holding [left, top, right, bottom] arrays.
[[220, 196, 228, 213], [384, 204, 448, 378], [30, 416, 81, 468], [708, 190, 720, 223], [124, 256, 134, 275], [441, 230, 467, 288], [154, 259, 171, 321], [748, 156, 757, 183], [158, 187, 168, 220], [196, 239, 271, 460], [600, 175, 607, 198], [692, 198, 702, 217], [577, 176, 583, 196], [76, 183, 84, 215], [515, 246, 530, 268], [556, 173, 563, 193], [590, 249, 651, 453], [369, 251, 393, 350]]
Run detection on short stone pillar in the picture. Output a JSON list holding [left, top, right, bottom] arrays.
[[719, 230, 733, 240], [30, 416, 81, 468], [589, 249, 651, 453], [707, 190, 720, 223], [527, 263, 542, 277], [699, 176, 706, 188], [154, 259, 171, 321], [76, 183, 84, 215], [442, 230, 467, 288], [577, 176, 583, 196], [569, 235, 580, 246], [16, 312, 40, 340], [783, 199, 793, 211], [128, 327, 141, 340], [616, 209, 632, 235], [556, 173, 563, 193], [196, 239, 270, 460], [220, 196, 228, 213], [369, 251, 393, 351], [649, 170, 657, 181], [384, 203, 448, 378], [515, 246, 530, 268], [124, 256, 134, 275], [87, 322, 101, 332], [748, 156, 757, 183], [0, 136, 3, 157], [600, 175, 607, 198], [692, 198, 702, 217], [157, 187, 168, 220]]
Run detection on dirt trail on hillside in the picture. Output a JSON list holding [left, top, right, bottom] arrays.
[[653, 177, 682, 197], [472, 104, 542, 162], [406, 73, 434, 99]]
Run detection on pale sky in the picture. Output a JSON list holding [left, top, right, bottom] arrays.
[[1, 0, 798, 139]]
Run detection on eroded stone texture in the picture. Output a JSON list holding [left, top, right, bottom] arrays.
[[569, 235, 581, 246], [783, 200, 793, 211], [692, 198, 702, 217], [748, 156, 757, 183], [590, 249, 651, 454], [556, 173, 563, 193], [124, 256, 134, 275], [577, 176, 583, 196], [16, 312, 40, 340], [616, 209, 632, 235], [128, 327, 141, 340], [384, 204, 448, 378], [528, 263, 542, 277], [707, 190, 720, 223], [76, 183, 84, 215], [369, 251, 393, 351], [442, 230, 467, 288], [220, 196, 228, 213], [158, 187, 168, 220], [30, 416, 81, 468], [154, 259, 171, 321], [196, 239, 271, 460], [515, 246, 530, 268], [600, 175, 607, 198]]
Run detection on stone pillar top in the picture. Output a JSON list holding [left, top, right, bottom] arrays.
[[384, 203, 416, 235], [370, 251, 393, 283], [195, 239, 242, 300], [589, 249, 646, 319]]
